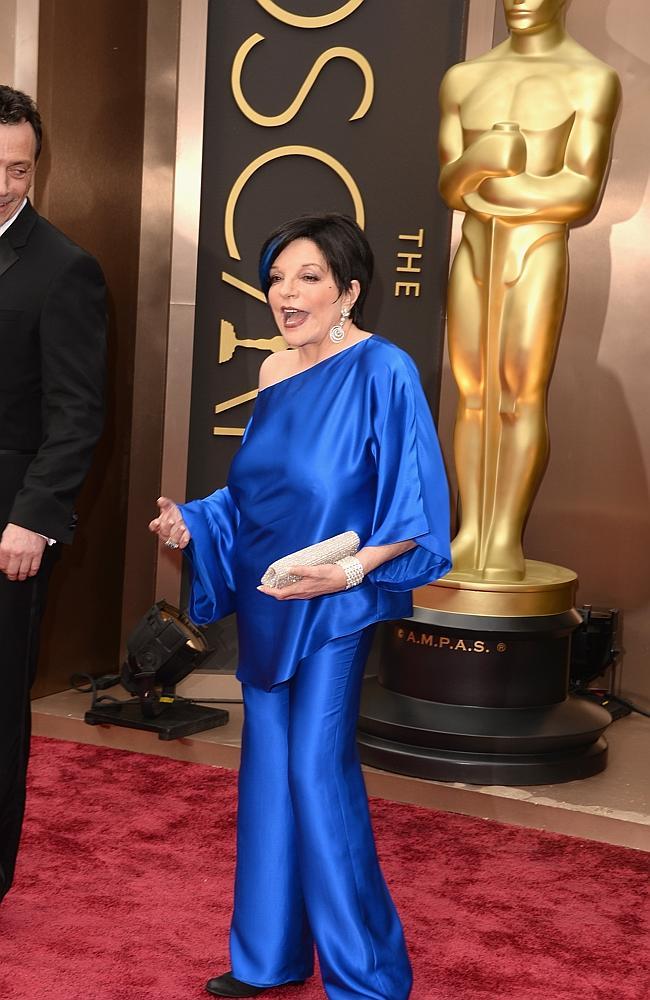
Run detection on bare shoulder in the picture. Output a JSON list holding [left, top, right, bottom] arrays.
[[258, 349, 295, 390]]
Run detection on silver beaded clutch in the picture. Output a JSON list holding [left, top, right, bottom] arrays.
[[261, 531, 360, 590]]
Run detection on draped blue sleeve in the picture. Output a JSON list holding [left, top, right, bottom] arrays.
[[177, 336, 450, 691], [365, 352, 451, 590], [178, 486, 239, 624]]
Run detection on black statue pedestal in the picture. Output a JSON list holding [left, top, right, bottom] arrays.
[[358, 561, 611, 785]]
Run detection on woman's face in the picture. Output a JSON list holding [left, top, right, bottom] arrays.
[[267, 238, 357, 349]]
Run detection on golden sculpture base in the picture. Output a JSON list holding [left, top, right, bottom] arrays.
[[414, 560, 578, 619], [356, 560, 610, 785]]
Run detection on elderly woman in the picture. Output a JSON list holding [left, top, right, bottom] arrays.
[[150, 214, 451, 1000]]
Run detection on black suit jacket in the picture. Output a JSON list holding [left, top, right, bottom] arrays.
[[0, 201, 106, 543]]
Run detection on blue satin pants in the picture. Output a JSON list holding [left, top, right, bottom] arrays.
[[231, 626, 412, 999]]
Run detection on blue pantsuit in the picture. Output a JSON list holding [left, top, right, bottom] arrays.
[[180, 336, 451, 998], [232, 628, 412, 999]]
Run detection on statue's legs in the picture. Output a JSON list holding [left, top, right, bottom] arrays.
[[446, 239, 485, 572], [448, 222, 568, 580], [482, 234, 569, 578]]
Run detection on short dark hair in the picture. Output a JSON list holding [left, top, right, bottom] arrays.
[[259, 213, 374, 325], [0, 85, 42, 160]]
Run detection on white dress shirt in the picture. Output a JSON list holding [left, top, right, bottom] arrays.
[[0, 197, 27, 238]]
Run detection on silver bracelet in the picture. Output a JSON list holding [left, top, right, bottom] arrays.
[[336, 555, 365, 589]]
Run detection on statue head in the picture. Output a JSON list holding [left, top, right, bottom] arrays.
[[503, 0, 568, 33]]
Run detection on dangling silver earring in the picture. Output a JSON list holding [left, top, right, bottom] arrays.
[[329, 305, 351, 344]]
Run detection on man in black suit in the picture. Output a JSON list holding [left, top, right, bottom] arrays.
[[0, 86, 106, 900]]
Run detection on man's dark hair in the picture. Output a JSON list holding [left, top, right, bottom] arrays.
[[0, 85, 42, 160], [259, 212, 374, 326]]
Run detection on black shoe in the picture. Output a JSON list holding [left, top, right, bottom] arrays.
[[205, 972, 305, 997]]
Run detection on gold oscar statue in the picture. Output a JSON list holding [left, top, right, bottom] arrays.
[[356, 1, 620, 783], [437, 0, 620, 589], [356, 2, 620, 785]]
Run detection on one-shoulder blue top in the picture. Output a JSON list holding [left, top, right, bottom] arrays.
[[179, 335, 451, 690]]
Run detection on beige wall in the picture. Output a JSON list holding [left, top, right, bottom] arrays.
[[0, 0, 39, 93], [439, 0, 650, 706], [0, 0, 16, 82]]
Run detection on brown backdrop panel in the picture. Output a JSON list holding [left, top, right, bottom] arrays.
[[187, 0, 468, 499], [32, 0, 148, 697], [184, 0, 468, 657]]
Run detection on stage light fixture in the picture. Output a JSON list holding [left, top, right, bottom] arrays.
[[84, 600, 230, 739], [570, 605, 635, 721], [570, 605, 619, 688]]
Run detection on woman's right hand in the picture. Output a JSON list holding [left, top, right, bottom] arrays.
[[148, 496, 191, 550]]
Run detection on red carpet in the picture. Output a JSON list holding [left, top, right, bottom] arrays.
[[0, 737, 648, 1000]]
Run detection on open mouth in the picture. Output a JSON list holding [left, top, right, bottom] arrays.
[[281, 307, 308, 329]]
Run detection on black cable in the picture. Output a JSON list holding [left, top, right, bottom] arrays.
[[70, 672, 138, 711], [573, 685, 650, 720], [70, 672, 121, 693], [603, 694, 650, 719], [175, 695, 243, 706], [71, 672, 243, 708]]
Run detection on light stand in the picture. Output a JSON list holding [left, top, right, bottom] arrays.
[[85, 600, 229, 740], [570, 605, 632, 721]]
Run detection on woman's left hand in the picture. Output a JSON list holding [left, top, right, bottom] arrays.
[[257, 563, 348, 600]]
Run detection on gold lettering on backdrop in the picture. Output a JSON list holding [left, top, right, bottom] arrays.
[[215, 390, 259, 413], [399, 229, 425, 247], [216, 284, 284, 434], [221, 271, 267, 304], [232, 34, 374, 128], [219, 320, 286, 364], [224, 146, 365, 260], [394, 230, 424, 297], [214, 1, 370, 438], [396, 253, 422, 274], [213, 388, 260, 437], [395, 282, 420, 297], [255, 0, 366, 30]]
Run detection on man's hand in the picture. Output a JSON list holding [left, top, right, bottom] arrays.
[[0, 524, 47, 581]]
